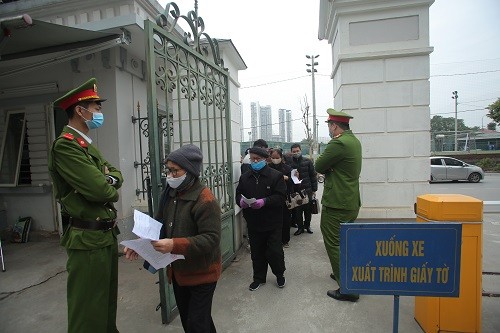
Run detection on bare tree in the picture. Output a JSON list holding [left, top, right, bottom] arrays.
[[300, 95, 314, 156]]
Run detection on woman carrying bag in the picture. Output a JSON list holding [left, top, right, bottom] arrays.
[[268, 148, 294, 248]]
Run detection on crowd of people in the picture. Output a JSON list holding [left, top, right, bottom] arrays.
[[50, 77, 361, 333]]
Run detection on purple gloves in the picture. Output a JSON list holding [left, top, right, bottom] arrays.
[[240, 198, 249, 209], [251, 198, 265, 209]]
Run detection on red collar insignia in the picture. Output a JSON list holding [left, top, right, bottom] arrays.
[[62, 133, 74, 140], [77, 138, 88, 148]]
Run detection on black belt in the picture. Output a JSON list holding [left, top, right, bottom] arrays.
[[63, 215, 116, 231]]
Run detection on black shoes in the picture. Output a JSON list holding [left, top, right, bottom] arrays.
[[327, 288, 359, 302], [249, 281, 265, 291], [294, 229, 303, 236], [277, 276, 286, 288], [294, 228, 313, 235]]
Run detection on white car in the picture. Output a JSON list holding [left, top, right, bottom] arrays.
[[430, 157, 484, 183]]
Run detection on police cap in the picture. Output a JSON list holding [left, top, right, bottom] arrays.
[[54, 78, 106, 110], [325, 108, 353, 123]]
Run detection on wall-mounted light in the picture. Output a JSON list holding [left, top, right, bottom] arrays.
[[0, 82, 58, 99]]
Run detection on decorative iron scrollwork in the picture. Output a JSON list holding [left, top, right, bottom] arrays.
[[132, 102, 169, 199], [157, 2, 225, 68]]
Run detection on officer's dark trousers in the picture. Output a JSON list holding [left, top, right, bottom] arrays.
[[248, 227, 286, 283], [66, 242, 118, 333], [281, 205, 291, 244], [173, 277, 217, 333], [294, 200, 312, 229]]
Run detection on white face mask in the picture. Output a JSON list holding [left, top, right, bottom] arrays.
[[166, 174, 187, 189], [271, 158, 282, 165]]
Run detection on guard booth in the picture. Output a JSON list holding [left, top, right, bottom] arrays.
[[141, 4, 236, 323], [415, 194, 483, 333]]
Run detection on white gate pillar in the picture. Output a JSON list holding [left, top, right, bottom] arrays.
[[319, 0, 433, 219]]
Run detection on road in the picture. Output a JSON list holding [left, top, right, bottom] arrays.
[[429, 172, 500, 204]]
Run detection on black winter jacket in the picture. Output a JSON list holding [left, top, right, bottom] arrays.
[[287, 155, 318, 195], [236, 166, 287, 232], [268, 162, 294, 195]]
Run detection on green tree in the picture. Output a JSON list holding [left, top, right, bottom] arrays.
[[430, 115, 469, 132], [486, 98, 500, 124], [487, 122, 497, 131]]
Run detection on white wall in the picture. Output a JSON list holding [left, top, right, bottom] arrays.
[[321, 0, 433, 219]]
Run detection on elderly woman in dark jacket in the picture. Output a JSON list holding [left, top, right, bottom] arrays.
[[125, 144, 221, 333], [268, 148, 293, 247], [236, 146, 287, 291]]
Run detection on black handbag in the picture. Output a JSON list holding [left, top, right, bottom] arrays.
[[311, 197, 319, 214]]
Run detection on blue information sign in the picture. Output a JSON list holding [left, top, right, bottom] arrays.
[[340, 222, 462, 297]]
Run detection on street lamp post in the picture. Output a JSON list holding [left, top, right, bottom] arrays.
[[482, 115, 489, 130], [248, 131, 252, 147], [306, 55, 319, 155], [452, 91, 458, 151]]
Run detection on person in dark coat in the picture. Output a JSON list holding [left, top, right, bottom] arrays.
[[287, 143, 318, 235], [236, 147, 287, 291], [268, 148, 293, 247], [241, 139, 269, 175], [125, 144, 221, 332]]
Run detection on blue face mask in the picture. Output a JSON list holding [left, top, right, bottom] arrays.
[[251, 160, 266, 171], [86, 112, 104, 129], [81, 107, 104, 129]]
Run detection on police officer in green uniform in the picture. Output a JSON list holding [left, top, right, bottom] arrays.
[[48, 78, 123, 332], [315, 108, 362, 302]]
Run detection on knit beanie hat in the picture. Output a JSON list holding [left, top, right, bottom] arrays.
[[166, 144, 203, 177], [249, 147, 269, 158]]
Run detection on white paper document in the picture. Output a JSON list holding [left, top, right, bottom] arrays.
[[241, 194, 256, 205], [291, 169, 303, 184], [132, 209, 163, 240], [120, 239, 184, 270]]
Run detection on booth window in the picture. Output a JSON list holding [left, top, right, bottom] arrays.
[[0, 111, 31, 186]]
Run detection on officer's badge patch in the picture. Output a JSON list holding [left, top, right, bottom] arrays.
[[77, 138, 88, 148], [63, 133, 74, 140]]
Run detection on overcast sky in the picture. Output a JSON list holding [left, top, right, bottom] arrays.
[[158, 0, 500, 142]]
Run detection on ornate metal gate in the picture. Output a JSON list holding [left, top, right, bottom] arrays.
[[143, 2, 235, 323]]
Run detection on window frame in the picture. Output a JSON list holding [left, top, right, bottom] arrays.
[[0, 110, 27, 187]]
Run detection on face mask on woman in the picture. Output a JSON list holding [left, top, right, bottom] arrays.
[[271, 158, 282, 165], [166, 173, 187, 188], [251, 160, 266, 171]]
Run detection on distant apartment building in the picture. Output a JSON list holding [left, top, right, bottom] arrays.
[[248, 104, 291, 143], [278, 109, 286, 142], [250, 102, 259, 142], [286, 109, 292, 142], [259, 104, 273, 141]]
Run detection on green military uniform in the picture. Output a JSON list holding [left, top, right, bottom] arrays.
[[315, 109, 361, 289], [48, 78, 123, 333]]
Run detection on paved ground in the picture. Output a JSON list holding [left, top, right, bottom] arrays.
[[1, 192, 499, 332]]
